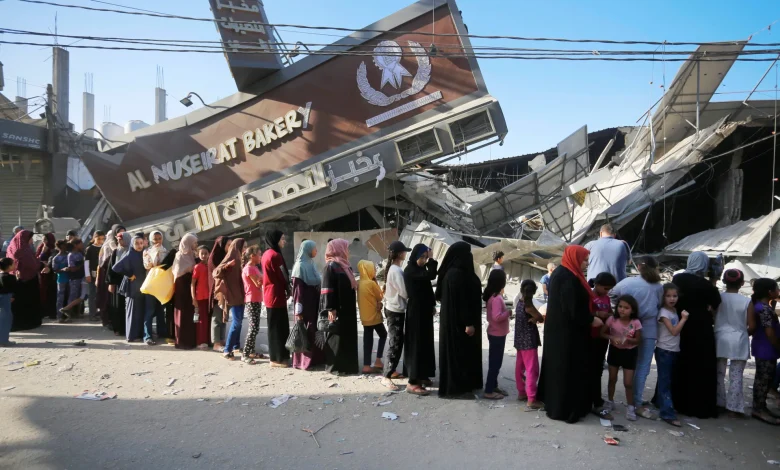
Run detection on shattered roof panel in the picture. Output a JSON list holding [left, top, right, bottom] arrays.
[[664, 209, 780, 256]]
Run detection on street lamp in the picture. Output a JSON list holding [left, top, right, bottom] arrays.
[[180, 92, 207, 108]]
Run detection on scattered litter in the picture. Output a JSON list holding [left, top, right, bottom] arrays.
[[328, 383, 339, 388], [269, 394, 292, 409], [768, 460, 780, 466], [381, 412, 398, 421], [100, 374, 111, 380], [489, 404, 505, 409], [223, 381, 236, 387], [340, 451, 353, 455], [411, 412, 419, 417], [192, 453, 201, 459], [224, 397, 234, 403], [721, 427, 733, 433], [74, 390, 117, 401], [353, 414, 360, 418], [668, 430, 684, 437], [599, 418, 612, 427], [131, 371, 151, 376], [57, 363, 74, 372], [203, 371, 218, 377], [24, 360, 40, 367], [604, 436, 620, 446], [302, 417, 339, 448], [612, 424, 628, 432], [687, 423, 701, 430], [337, 397, 344, 403], [487, 434, 497, 438], [323, 400, 334, 405], [167, 378, 176, 386], [552, 444, 561, 449], [197, 398, 208, 402], [531, 423, 542, 428], [2, 386, 16, 391], [72, 340, 86, 347], [376, 400, 393, 407], [648, 429, 657, 433], [6, 366, 23, 372]]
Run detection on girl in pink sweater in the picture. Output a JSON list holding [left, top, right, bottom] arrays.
[[484, 269, 511, 399]]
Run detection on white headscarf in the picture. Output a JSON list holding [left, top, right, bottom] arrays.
[[685, 251, 710, 276], [172, 233, 198, 279]]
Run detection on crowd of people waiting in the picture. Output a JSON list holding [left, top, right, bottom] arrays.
[[1, 222, 780, 424]]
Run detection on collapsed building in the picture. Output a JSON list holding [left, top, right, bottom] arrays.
[[76, 2, 780, 279]]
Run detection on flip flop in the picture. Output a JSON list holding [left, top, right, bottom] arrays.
[[223, 353, 236, 361], [483, 393, 504, 400], [381, 378, 400, 391], [525, 402, 545, 412], [662, 418, 682, 427], [390, 372, 406, 379], [406, 386, 430, 396]]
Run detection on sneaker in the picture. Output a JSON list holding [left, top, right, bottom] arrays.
[[627, 405, 638, 421], [603, 400, 614, 412]]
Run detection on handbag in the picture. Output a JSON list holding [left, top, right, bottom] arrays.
[[140, 266, 174, 304], [317, 310, 339, 334], [285, 320, 311, 353]]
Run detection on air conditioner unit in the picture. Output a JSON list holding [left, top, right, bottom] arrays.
[[395, 128, 443, 165], [448, 109, 495, 148]]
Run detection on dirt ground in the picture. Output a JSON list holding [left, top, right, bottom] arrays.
[[1, 312, 779, 470]]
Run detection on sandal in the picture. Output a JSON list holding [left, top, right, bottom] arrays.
[[637, 407, 655, 420], [406, 385, 430, 396], [495, 387, 510, 397], [752, 410, 780, 425], [483, 392, 504, 400], [270, 362, 289, 368], [517, 395, 529, 402], [248, 353, 266, 359], [223, 353, 236, 361], [381, 378, 400, 391], [242, 357, 257, 365], [390, 372, 406, 379], [662, 418, 682, 427], [421, 379, 433, 387], [525, 401, 545, 412]]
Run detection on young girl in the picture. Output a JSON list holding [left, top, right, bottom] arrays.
[[242, 245, 263, 364], [601, 294, 643, 421], [483, 269, 511, 400], [655, 284, 689, 427], [715, 269, 751, 418], [381, 241, 411, 392], [513, 279, 544, 409], [590, 272, 616, 419], [357, 260, 385, 374], [747, 278, 780, 424], [191, 246, 212, 350]]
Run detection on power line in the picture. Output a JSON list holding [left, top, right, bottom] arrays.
[[6, 27, 780, 58], [16, 0, 776, 47], [5, 39, 780, 61]]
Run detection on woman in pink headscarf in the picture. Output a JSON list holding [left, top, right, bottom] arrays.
[[319, 239, 359, 376], [7, 230, 47, 331]]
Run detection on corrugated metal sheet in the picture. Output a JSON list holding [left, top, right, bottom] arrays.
[[664, 209, 780, 256], [0, 157, 44, 240]]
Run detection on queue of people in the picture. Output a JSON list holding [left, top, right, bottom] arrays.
[[1, 222, 780, 426]]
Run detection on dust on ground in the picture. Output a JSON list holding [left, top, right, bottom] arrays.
[[0, 316, 778, 470]]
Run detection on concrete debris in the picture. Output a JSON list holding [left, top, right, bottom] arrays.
[[167, 378, 176, 386], [74, 390, 117, 401]]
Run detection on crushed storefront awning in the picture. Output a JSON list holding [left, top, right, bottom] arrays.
[[663, 209, 780, 257], [293, 228, 397, 274], [471, 230, 566, 280]]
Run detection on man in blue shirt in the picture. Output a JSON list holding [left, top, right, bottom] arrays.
[[584, 224, 631, 283], [540, 262, 555, 301]]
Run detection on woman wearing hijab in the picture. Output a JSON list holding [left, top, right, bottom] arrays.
[[106, 229, 129, 337], [214, 238, 246, 360], [537, 245, 601, 423], [319, 239, 359, 376], [143, 230, 170, 344], [208, 236, 230, 351], [171, 233, 198, 349], [404, 244, 438, 394], [112, 234, 148, 343], [96, 229, 115, 328], [291, 240, 323, 370], [36, 233, 57, 319], [609, 256, 663, 420], [158, 248, 178, 343], [672, 251, 721, 419], [7, 230, 47, 331], [262, 230, 292, 366], [437, 241, 483, 397]]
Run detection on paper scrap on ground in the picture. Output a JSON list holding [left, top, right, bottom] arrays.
[[687, 423, 700, 430], [668, 430, 684, 437], [381, 412, 398, 421], [74, 390, 117, 401], [269, 394, 292, 409], [2, 386, 16, 391], [167, 378, 176, 386], [599, 418, 611, 427], [24, 360, 40, 367]]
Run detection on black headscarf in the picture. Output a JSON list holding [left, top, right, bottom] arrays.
[[435, 241, 475, 301], [265, 229, 284, 253], [111, 224, 126, 234], [407, 244, 429, 268], [159, 248, 177, 270]]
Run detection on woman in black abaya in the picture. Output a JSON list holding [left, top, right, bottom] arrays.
[[437, 242, 483, 397], [537, 245, 599, 423], [319, 239, 359, 376], [404, 244, 438, 392]]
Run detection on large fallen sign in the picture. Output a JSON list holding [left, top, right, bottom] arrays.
[[81, 0, 507, 242]]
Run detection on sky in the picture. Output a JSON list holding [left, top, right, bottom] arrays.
[[1, 0, 779, 163]]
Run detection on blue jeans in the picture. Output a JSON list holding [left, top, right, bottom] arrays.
[[655, 348, 678, 420], [0, 293, 12, 344], [143, 294, 167, 342], [485, 334, 506, 394], [633, 337, 656, 406], [223, 305, 245, 354]]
